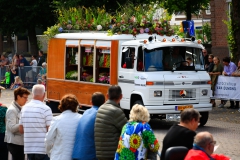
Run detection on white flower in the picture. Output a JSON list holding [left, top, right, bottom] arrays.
[[71, 72, 78, 78], [97, 25, 102, 30]]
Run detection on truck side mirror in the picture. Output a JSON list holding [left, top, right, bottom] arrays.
[[125, 57, 132, 68]]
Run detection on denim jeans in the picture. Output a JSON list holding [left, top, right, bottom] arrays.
[[27, 154, 49, 160]]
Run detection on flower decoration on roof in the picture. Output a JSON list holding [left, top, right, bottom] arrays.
[[44, 3, 175, 39]]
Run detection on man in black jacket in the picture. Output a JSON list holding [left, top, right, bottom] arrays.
[[37, 51, 45, 67], [37, 51, 45, 75], [160, 108, 200, 160]]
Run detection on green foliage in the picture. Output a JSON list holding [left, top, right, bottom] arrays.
[[162, 0, 209, 20], [66, 70, 78, 80], [202, 22, 211, 44], [172, 25, 185, 38], [0, 0, 56, 54], [223, 10, 237, 61], [195, 29, 203, 41], [53, 0, 158, 12], [44, 25, 60, 39], [0, 0, 55, 33], [37, 40, 43, 50]]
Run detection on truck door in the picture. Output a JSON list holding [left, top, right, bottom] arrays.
[[118, 46, 136, 110]]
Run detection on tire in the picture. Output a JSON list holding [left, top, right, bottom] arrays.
[[133, 100, 144, 106], [46, 101, 61, 113], [199, 112, 209, 126], [124, 109, 130, 119]]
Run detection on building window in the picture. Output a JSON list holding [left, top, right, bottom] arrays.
[[205, 6, 211, 15]]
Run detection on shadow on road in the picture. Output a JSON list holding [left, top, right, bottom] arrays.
[[149, 119, 178, 130], [149, 119, 230, 135]]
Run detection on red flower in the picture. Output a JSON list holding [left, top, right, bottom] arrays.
[[130, 147, 136, 153], [133, 139, 138, 144]]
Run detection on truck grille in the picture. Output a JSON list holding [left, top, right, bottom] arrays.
[[168, 89, 196, 101]]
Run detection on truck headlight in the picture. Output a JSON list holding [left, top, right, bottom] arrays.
[[201, 89, 208, 96], [154, 91, 162, 97]]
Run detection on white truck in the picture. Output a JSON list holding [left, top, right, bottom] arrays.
[[47, 32, 212, 126]]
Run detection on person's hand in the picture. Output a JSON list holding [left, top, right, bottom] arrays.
[[223, 71, 228, 76], [209, 72, 212, 75]]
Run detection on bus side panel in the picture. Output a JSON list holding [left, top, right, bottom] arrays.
[[47, 38, 66, 79], [110, 40, 119, 85], [47, 79, 109, 106]]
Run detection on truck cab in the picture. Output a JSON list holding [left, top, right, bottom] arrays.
[[118, 37, 211, 126]]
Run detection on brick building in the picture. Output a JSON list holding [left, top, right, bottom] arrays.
[[210, 0, 230, 60]]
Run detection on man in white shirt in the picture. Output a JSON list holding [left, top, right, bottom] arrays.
[[19, 84, 52, 160]]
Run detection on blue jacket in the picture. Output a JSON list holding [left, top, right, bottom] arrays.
[[72, 106, 99, 160], [20, 57, 30, 66]]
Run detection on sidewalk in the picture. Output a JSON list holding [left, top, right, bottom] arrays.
[[210, 100, 240, 124]]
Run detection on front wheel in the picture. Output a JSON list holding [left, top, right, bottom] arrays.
[[133, 100, 144, 106], [199, 112, 209, 126]]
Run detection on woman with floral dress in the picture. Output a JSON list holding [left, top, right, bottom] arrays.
[[114, 104, 159, 160]]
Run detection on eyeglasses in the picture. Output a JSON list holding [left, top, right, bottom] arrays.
[[21, 96, 28, 99], [209, 140, 216, 145]]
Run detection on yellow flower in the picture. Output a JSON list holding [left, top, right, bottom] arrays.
[[130, 134, 142, 149], [116, 140, 124, 153]]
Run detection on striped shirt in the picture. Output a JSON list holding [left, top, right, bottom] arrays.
[[19, 99, 52, 154]]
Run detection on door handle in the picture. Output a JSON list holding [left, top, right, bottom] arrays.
[[119, 75, 124, 78]]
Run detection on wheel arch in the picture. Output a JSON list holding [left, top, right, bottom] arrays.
[[130, 92, 144, 109]]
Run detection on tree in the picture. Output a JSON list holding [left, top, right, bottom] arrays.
[[53, 0, 157, 12], [231, 0, 240, 62], [0, 0, 56, 55], [162, 0, 209, 20]]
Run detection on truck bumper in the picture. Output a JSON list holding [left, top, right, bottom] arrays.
[[145, 103, 212, 114]]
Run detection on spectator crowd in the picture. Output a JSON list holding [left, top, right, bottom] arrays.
[[0, 51, 47, 89], [203, 48, 240, 110]]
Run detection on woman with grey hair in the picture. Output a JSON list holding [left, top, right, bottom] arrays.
[[114, 104, 159, 160]]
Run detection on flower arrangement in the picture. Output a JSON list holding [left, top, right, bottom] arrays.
[[44, 3, 175, 39], [66, 70, 78, 80], [98, 72, 110, 84], [81, 71, 93, 82]]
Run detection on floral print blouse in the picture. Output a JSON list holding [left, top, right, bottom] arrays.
[[115, 121, 159, 160]]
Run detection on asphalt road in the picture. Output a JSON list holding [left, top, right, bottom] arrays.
[[1, 89, 240, 160]]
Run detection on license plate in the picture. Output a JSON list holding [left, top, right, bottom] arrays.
[[175, 105, 193, 111]]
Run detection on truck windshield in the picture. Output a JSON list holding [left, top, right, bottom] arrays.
[[144, 47, 205, 71]]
